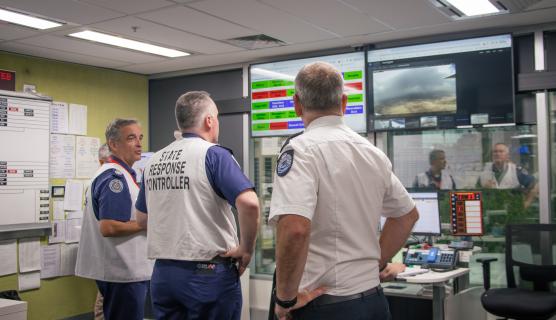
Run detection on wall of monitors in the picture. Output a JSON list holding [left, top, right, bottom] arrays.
[[249, 34, 515, 136]]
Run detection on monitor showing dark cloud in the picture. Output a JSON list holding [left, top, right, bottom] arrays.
[[373, 64, 457, 116]]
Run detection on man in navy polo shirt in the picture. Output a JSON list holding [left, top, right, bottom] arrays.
[[76, 118, 154, 320], [135, 91, 260, 320]]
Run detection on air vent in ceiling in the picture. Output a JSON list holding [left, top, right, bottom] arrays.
[[224, 34, 286, 50], [432, 0, 541, 19]]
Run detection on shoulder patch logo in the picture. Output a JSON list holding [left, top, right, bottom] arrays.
[[109, 179, 124, 193], [276, 150, 294, 177]]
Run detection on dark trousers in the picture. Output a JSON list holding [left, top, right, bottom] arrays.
[[151, 259, 242, 320], [96, 280, 149, 320], [290, 288, 392, 320]]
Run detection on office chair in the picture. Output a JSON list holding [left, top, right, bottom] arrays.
[[477, 224, 556, 320]]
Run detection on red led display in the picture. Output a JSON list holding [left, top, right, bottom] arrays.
[[0, 70, 15, 91]]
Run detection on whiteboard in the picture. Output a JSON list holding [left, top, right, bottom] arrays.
[[0, 91, 51, 225]]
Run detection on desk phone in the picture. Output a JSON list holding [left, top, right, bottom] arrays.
[[404, 247, 458, 270]]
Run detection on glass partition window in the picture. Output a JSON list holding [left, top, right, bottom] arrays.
[[251, 125, 540, 283], [388, 125, 539, 286], [252, 136, 287, 275]]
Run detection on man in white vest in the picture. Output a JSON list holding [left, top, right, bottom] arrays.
[[135, 91, 260, 320], [413, 149, 456, 190], [76, 118, 154, 320], [479, 143, 535, 189], [479, 142, 537, 208]]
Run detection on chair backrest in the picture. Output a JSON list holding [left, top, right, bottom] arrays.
[[505, 224, 556, 291]]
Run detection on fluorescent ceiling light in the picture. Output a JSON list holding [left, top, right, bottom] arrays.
[[445, 0, 500, 16], [0, 8, 63, 30], [68, 30, 190, 58]]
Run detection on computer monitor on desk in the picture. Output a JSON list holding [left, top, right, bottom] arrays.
[[381, 192, 441, 236]]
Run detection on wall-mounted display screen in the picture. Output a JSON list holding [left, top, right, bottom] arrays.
[[250, 52, 367, 137], [367, 34, 514, 131]]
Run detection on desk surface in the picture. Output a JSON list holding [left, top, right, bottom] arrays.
[[398, 268, 469, 284]]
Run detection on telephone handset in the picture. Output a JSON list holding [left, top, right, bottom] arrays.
[[404, 247, 458, 270]]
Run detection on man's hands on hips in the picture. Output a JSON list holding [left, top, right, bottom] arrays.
[[221, 246, 252, 276], [274, 287, 326, 320]]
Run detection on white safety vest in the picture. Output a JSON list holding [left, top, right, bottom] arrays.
[[479, 162, 520, 189], [415, 170, 455, 189], [142, 137, 238, 261], [75, 163, 153, 282]]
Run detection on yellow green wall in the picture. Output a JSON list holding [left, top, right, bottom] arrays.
[[0, 51, 149, 319]]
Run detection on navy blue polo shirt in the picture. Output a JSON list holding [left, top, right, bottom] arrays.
[[135, 133, 254, 213], [91, 156, 137, 221], [516, 166, 535, 189]]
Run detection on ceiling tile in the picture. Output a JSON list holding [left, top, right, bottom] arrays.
[[526, 0, 556, 10], [79, 0, 175, 15], [0, 41, 128, 69], [260, 0, 391, 37], [188, 0, 337, 43], [122, 39, 357, 75], [341, 0, 450, 29], [120, 50, 254, 74], [17, 34, 165, 64], [90, 16, 245, 54], [0, 23, 38, 41], [0, 0, 123, 24], [138, 6, 257, 40]]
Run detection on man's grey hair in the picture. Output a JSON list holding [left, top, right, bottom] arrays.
[[98, 143, 111, 162], [175, 91, 214, 130], [295, 61, 344, 111], [105, 118, 139, 150], [429, 149, 445, 164]]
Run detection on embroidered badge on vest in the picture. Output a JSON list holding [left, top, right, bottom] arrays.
[[276, 150, 294, 177]]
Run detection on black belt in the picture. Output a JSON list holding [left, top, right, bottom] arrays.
[[158, 256, 234, 269], [310, 286, 382, 307], [208, 256, 234, 265]]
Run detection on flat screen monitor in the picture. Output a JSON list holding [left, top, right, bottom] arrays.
[[367, 34, 514, 131], [250, 52, 367, 137], [381, 192, 441, 236]]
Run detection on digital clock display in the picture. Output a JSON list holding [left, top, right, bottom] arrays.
[[456, 193, 479, 200]]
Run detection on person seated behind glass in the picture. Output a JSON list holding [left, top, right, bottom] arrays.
[[414, 149, 456, 190], [479, 143, 537, 208]]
